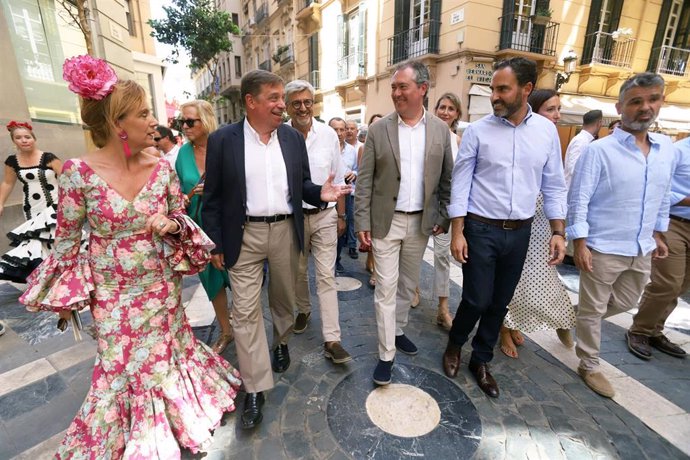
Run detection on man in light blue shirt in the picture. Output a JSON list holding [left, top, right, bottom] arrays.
[[567, 72, 674, 398], [628, 136, 689, 360], [442, 57, 567, 398]]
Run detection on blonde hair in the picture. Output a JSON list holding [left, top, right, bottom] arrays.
[[80, 80, 147, 148], [9, 125, 36, 141], [180, 100, 217, 135]]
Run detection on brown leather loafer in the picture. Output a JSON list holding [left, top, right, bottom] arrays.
[[626, 331, 652, 360], [649, 334, 687, 358], [442, 343, 462, 378], [468, 361, 499, 398]]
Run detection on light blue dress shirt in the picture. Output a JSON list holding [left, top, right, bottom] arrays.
[[448, 108, 567, 220], [341, 142, 358, 196], [670, 137, 690, 220], [566, 128, 675, 257]]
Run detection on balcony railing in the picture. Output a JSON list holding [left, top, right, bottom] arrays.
[[273, 44, 294, 66], [258, 59, 271, 71], [582, 31, 635, 68], [337, 52, 366, 81], [255, 2, 268, 24], [302, 0, 318, 10], [652, 45, 690, 77], [301, 70, 320, 89], [498, 14, 558, 56], [387, 20, 440, 66]]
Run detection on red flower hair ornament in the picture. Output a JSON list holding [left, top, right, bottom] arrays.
[[6, 121, 33, 132], [63, 55, 118, 100]]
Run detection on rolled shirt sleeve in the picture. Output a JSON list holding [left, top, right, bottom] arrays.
[[541, 129, 568, 220], [566, 144, 599, 240]]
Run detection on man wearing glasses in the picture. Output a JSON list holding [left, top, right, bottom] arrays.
[[284, 80, 352, 364], [153, 125, 180, 168]]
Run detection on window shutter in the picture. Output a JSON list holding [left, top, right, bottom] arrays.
[[647, 1, 672, 71], [499, 0, 516, 50], [392, 0, 410, 63], [358, 5, 367, 74], [581, 0, 603, 65], [608, 0, 624, 33], [429, 0, 441, 54]]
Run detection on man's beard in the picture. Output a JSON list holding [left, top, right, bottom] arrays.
[[492, 97, 521, 119]]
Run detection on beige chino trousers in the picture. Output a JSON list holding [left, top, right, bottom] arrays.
[[295, 207, 341, 342], [229, 218, 298, 393], [576, 249, 652, 371], [372, 213, 429, 362]]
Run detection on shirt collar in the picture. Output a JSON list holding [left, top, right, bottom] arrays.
[[490, 104, 534, 127], [612, 126, 661, 147], [287, 118, 317, 136], [244, 118, 278, 144], [397, 108, 427, 128]]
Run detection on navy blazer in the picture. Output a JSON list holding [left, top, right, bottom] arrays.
[[202, 119, 323, 269]]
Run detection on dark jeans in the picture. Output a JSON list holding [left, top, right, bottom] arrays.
[[448, 218, 531, 364], [337, 195, 356, 262]]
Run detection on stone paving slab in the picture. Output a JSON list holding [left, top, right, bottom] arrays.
[[0, 251, 688, 459]]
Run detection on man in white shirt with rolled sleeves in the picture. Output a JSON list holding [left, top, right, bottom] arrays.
[[285, 80, 351, 364]]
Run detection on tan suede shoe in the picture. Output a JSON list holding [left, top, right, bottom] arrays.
[[578, 368, 615, 398]]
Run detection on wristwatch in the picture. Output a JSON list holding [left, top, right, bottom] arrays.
[[338, 214, 346, 219], [552, 230, 566, 238]]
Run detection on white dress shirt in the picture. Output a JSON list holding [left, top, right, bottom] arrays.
[[563, 129, 594, 189], [288, 118, 345, 209], [162, 144, 180, 169], [396, 113, 427, 212], [244, 119, 292, 216]]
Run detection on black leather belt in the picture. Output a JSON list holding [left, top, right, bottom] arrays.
[[466, 212, 534, 230], [245, 214, 291, 223], [670, 214, 690, 224], [303, 207, 324, 215], [395, 210, 423, 215]]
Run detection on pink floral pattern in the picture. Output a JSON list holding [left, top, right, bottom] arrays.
[[20, 159, 241, 459]]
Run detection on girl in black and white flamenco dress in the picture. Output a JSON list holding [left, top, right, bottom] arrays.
[[0, 121, 63, 283]]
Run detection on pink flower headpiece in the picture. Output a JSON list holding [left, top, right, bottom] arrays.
[[63, 55, 118, 100], [6, 121, 33, 132]]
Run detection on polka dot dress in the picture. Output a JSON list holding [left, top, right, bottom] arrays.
[[0, 152, 60, 283], [504, 194, 576, 332]]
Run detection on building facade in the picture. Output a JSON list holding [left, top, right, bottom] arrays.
[[0, 0, 166, 250]]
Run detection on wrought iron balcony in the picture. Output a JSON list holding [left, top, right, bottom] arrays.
[[650, 44, 690, 77], [255, 2, 268, 25], [582, 31, 635, 68], [337, 52, 366, 81], [387, 20, 440, 66], [273, 45, 294, 66], [498, 13, 558, 56], [258, 59, 271, 71]]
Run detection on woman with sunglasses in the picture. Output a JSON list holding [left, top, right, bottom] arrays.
[[176, 100, 234, 354]]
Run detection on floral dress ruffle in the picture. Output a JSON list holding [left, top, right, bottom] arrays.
[[20, 159, 241, 459]]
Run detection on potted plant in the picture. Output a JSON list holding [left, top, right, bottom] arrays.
[[531, 6, 553, 26], [611, 27, 634, 42]]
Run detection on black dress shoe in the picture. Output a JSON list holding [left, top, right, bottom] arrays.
[[468, 361, 499, 398], [442, 342, 462, 378], [650, 334, 687, 358], [272, 343, 290, 373], [241, 392, 265, 429], [349, 248, 359, 259]]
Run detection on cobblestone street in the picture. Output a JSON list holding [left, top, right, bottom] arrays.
[[1, 244, 688, 459]]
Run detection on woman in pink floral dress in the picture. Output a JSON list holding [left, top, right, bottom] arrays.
[[20, 56, 241, 459]]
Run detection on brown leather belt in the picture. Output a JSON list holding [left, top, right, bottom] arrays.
[[246, 214, 291, 223], [466, 212, 534, 230], [303, 207, 324, 215], [395, 210, 423, 215], [670, 214, 690, 224]]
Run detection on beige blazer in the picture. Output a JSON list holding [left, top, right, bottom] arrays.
[[355, 111, 453, 239]]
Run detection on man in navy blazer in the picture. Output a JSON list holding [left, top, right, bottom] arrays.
[[202, 70, 349, 429]]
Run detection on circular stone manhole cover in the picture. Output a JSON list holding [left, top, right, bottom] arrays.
[[335, 276, 361, 292], [365, 384, 441, 437], [327, 361, 481, 458]]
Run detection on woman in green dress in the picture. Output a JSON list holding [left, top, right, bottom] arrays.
[[176, 100, 234, 354]]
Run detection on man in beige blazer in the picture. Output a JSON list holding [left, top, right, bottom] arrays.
[[355, 59, 453, 385]]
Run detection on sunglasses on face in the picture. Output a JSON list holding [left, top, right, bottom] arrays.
[[290, 99, 314, 110], [180, 118, 202, 127]]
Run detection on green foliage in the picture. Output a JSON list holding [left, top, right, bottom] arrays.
[[148, 0, 240, 72]]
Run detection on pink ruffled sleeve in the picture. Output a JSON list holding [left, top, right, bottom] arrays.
[[161, 162, 215, 275], [20, 160, 94, 312]]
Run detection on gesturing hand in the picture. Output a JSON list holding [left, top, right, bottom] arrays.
[[320, 173, 352, 202], [145, 213, 179, 236]]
